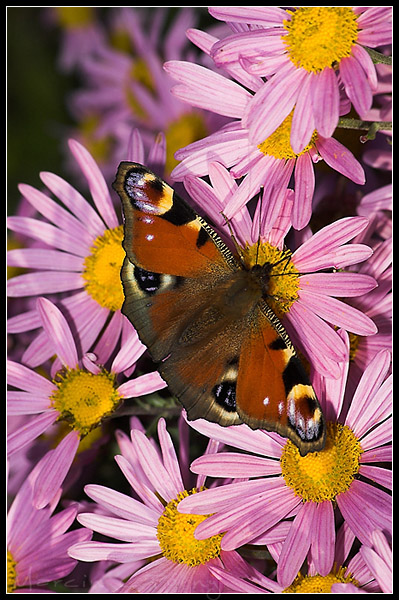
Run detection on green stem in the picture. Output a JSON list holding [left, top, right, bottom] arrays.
[[337, 117, 392, 141], [364, 47, 392, 66]]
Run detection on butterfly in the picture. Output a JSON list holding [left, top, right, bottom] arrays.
[[113, 162, 326, 456]]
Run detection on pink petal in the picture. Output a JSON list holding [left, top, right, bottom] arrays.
[[183, 415, 283, 458], [360, 546, 392, 593], [7, 359, 55, 395], [36, 297, 78, 367], [351, 45, 378, 91], [299, 272, 377, 297], [290, 74, 315, 154], [190, 452, 281, 479], [360, 417, 392, 452], [245, 63, 307, 145], [312, 501, 335, 576], [7, 410, 59, 456], [68, 139, 118, 229], [7, 271, 83, 297], [171, 127, 249, 179], [164, 60, 251, 118], [311, 68, 339, 138], [277, 502, 317, 587], [316, 136, 365, 184], [7, 248, 83, 271], [218, 484, 301, 551], [208, 6, 287, 25], [345, 350, 391, 438], [336, 481, 391, 544], [117, 371, 166, 398], [339, 55, 373, 118], [77, 512, 155, 542], [129, 428, 177, 502], [292, 152, 314, 229], [7, 216, 88, 256], [17, 182, 93, 245], [157, 418, 184, 496], [298, 289, 377, 335], [33, 430, 80, 508], [68, 540, 160, 563], [359, 465, 391, 489], [211, 30, 285, 66], [84, 483, 158, 525], [7, 391, 51, 415], [292, 216, 369, 271], [40, 171, 105, 239]]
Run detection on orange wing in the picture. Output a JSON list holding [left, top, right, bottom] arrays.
[[236, 303, 325, 456]]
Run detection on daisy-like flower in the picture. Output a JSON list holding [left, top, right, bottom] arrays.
[[209, 521, 386, 593], [165, 46, 365, 229], [7, 136, 159, 368], [67, 417, 270, 593], [48, 7, 105, 73], [7, 297, 165, 509], [183, 161, 377, 379], [70, 7, 223, 176], [208, 6, 392, 150], [7, 451, 92, 593], [178, 340, 391, 588]]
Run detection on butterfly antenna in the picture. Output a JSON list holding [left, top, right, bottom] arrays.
[[221, 212, 245, 264]]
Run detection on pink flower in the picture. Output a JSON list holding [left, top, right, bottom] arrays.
[[68, 418, 262, 593], [208, 7, 392, 149], [178, 342, 391, 587], [7, 452, 92, 593], [69, 7, 225, 175], [7, 136, 162, 368], [7, 297, 165, 508], [164, 56, 365, 229]]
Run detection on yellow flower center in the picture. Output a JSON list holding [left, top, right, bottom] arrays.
[[241, 241, 299, 318], [50, 368, 122, 437], [55, 7, 94, 29], [7, 550, 17, 593], [157, 489, 223, 567], [257, 110, 317, 160], [283, 7, 359, 73], [125, 58, 156, 120], [82, 225, 125, 311], [280, 422, 363, 502], [283, 568, 359, 593], [348, 331, 361, 362], [165, 112, 208, 174]]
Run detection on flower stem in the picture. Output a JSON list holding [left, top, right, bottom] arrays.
[[337, 117, 392, 141], [364, 47, 392, 66]]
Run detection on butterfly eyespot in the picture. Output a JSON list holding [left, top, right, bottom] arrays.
[[134, 266, 161, 296], [212, 381, 237, 412]]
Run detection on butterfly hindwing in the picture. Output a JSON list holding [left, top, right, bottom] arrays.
[[114, 162, 326, 455], [236, 302, 325, 456]]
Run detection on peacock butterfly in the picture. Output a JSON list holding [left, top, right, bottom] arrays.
[[113, 162, 326, 456]]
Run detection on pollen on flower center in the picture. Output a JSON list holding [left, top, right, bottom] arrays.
[[282, 7, 359, 73], [82, 225, 125, 312], [283, 568, 359, 593], [280, 422, 363, 502], [157, 489, 223, 567], [242, 241, 299, 318], [50, 368, 122, 436], [257, 110, 317, 160], [7, 550, 17, 593]]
